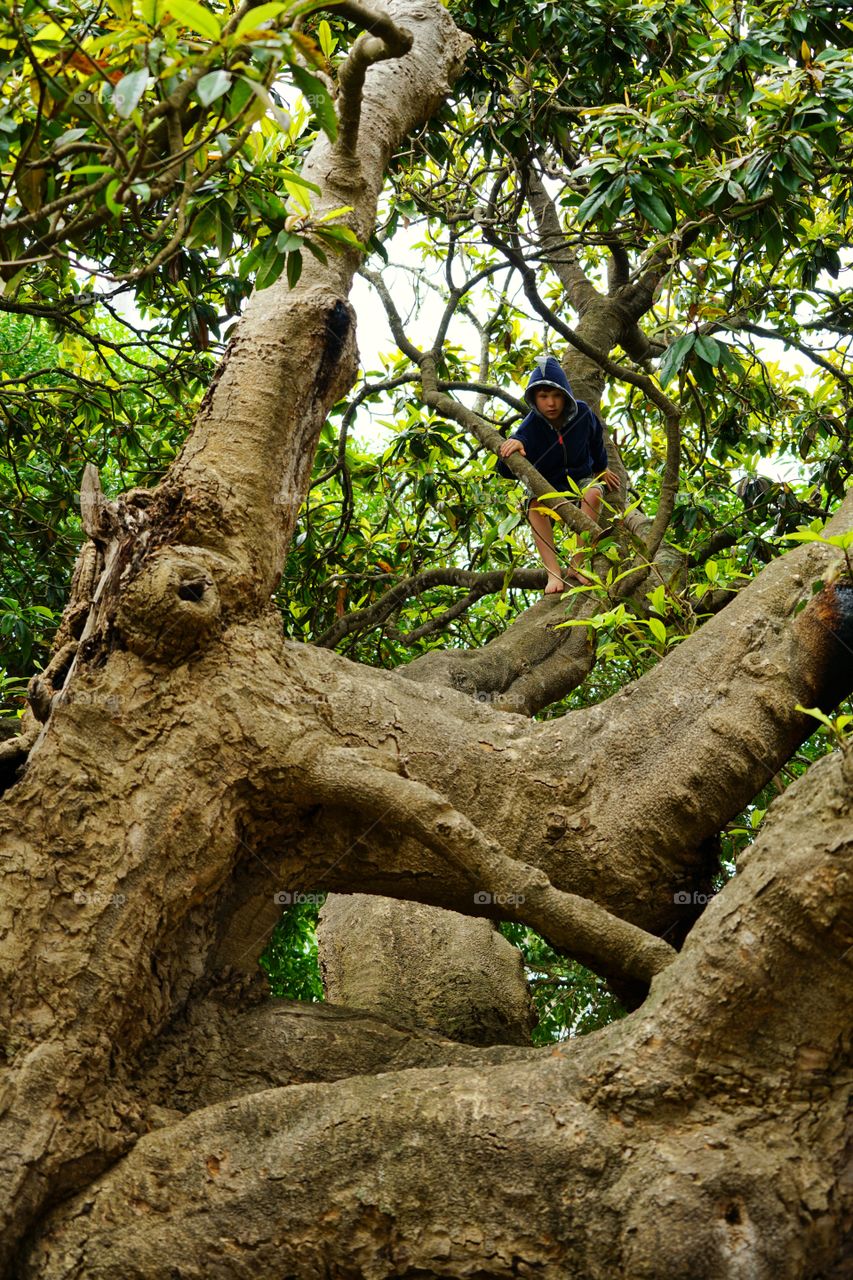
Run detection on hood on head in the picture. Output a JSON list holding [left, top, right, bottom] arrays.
[[524, 356, 578, 419]]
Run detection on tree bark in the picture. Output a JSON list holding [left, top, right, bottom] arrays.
[[21, 742, 853, 1278], [0, 0, 851, 1272], [0, 0, 472, 1264]]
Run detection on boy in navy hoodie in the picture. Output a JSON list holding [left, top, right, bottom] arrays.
[[497, 356, 619, 594]]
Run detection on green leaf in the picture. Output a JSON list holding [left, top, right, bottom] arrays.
[[778, 530, 824, 544], [694, 334, 721, 366], [290, 65, 338, 140], [317, 205, 354, 223], [137, 0, 167, 24], [105, 178, 126, 214], [794, 704, 834, 730], [646, 585, 666, 614], [497, 512, 520, 538], [312, 224, 364, 249], [632, 188, 673, 233], [112, 68, 148, 118], [303, 239, 328, 265], [318, 18, 334, 58], [647, 616, 667, 644], [232, 1, 288, 41], [280, 170, 322, 195], [196, 69, 231, 106], [286, 249, 303, 288], [256, 248, 286, 290], [575, 184, 612, 226], [658, 333, 696, 386], [166, 0, 222, 41]]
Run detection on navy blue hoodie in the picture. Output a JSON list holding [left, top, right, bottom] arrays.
[[496, 356, 607, 490]]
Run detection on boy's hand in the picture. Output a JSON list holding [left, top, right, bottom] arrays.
[[499, 439, 525, 458], [602, 468, 620, 490]]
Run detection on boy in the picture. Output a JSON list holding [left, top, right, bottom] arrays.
[[497, 356, 619, 594]]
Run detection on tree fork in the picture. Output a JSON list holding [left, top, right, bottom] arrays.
[[22, 743, 852, 1279]]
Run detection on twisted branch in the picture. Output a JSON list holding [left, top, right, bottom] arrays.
[[332, 1, 414, 158], [304, 746, 677, 986]]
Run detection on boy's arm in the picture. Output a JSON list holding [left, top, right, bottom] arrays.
[[496, 421, 530, 478]]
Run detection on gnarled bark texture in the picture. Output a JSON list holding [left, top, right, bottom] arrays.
[[21, 744, 853, 1279], [317, 896, 536, 1045]]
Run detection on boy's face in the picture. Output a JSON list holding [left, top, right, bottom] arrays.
[[534, 387, 567, 421]]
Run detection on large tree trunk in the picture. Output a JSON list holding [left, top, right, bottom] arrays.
[[20, 743, 853, 1278], [0, 0, 851, 1274]]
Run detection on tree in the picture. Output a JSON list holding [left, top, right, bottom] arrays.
[[0, 0, 851, 1274]]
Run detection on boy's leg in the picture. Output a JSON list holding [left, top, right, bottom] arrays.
[[570, 484, 604, 578], [527, 503, 566, 594], [581, 485, 602, 523]]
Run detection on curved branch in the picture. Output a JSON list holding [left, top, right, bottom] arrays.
[[304, 746, 677, 986], [333, 2, 414, 158]]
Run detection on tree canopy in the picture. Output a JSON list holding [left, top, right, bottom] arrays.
[[2, 0, 850, 665]]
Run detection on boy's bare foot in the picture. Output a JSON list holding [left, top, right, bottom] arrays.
[[566, 561, 593, 585], [544, 573, 566, 595]]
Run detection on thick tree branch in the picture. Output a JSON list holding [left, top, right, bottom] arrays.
[[26, 745, 852, 1278], [303, 746, 676, 985], [332, 2, 415, 159], [166, 1, 471, 597], [524, 164, 602, 316], [132, 993, 536, 1116]]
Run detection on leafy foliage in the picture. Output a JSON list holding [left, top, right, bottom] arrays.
[[500, 922, 626, 1042], [260, 897, 325, 1002]]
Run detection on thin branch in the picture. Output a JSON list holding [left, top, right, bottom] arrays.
[[731, 321, 853, 388], [315, 566, 548, 648]]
